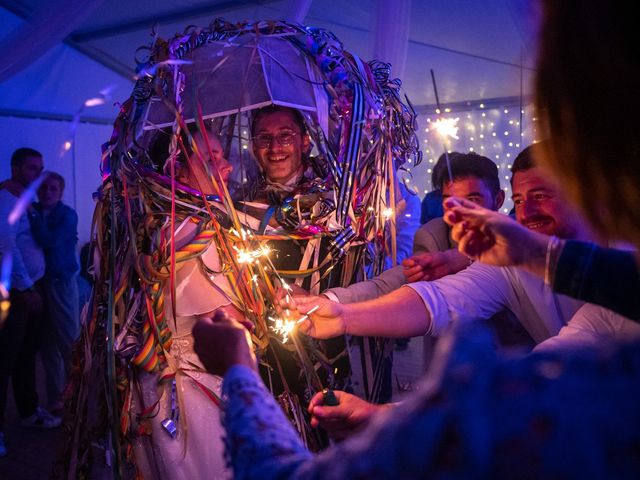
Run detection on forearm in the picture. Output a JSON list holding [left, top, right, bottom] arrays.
[[223, 365, 312, 479], [342, 287, 430, 337]]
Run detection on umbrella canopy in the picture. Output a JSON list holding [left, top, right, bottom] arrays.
[[141, 33, 327, 131]]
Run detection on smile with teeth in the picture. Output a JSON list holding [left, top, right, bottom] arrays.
[[268, 155, 288, 163], [524, 218, 552, 230]]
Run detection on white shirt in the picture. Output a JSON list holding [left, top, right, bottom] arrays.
[[0, 189, 45, 290], [406, 261, 640, 349]]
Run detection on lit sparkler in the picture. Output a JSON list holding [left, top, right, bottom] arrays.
[[432, 117, 460, 140], [270, 305, 320, 343], [381, 207, 394, 221], [233, 244, 271, 264]]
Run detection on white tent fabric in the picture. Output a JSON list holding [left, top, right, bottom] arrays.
[[0, 0, 104, 83], [0, 0, 540, 245]]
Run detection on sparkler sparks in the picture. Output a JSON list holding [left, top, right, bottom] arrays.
[[233, 245, 271, 264], [432, 117, 460, 140], [382, 207, 394, 220], [270, 305, 320, 343]]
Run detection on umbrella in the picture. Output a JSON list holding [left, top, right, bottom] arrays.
[[140, 33, 328, 133]]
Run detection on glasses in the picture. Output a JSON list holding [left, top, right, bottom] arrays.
[[253, 131, 299, 149]]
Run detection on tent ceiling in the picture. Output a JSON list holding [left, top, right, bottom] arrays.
[[1, 0, 539, 121]]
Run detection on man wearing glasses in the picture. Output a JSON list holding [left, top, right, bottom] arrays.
[[251, 106, 311, 188]]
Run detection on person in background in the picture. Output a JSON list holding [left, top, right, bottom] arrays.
[[0, 148, 61, 458], [419, 152, 449, 224], [29, 171, 80, 413]]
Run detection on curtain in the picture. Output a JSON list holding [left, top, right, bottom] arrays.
[[372, 0, 411, 79]]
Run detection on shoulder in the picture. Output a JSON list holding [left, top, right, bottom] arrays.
[[414, 218, 449, 246]]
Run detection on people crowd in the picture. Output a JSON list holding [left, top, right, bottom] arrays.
[[2, 0, 640, 477]]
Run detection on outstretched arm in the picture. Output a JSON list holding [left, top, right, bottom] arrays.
[[289, 287, 432, 339]]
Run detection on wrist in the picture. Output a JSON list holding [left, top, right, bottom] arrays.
[[520, 231, 552, 275]]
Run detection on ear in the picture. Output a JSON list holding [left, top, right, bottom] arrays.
[[301, 133, 311, 156], [494, 190, 506, 210]]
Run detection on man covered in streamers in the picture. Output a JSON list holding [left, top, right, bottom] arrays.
[[241, 105, 353, 445]]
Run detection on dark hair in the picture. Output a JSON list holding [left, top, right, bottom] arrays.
[[435, 152, 500, 196], [11, 147, 42, 167], [250, 105, 307, 137], [536, 0, 640, 245], [509, 142, 545, 185]]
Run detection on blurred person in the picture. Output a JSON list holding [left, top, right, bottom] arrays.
[[29, 172, 80, 412], [192, 310, 640, 479], [0, 148, 60, 458]]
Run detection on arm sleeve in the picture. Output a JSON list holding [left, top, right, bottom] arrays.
[[0, 197, 33, 290], [325, 265, 406, 304], [553, 241, 640, 319], [533, 303, 640, 353], [222, 365, 313, 480], [404, 263, 511, 336]]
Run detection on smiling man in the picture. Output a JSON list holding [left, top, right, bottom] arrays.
[[251, 105, 311, 188], [511, 145, 589, 238]]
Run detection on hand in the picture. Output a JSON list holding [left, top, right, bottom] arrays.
[[286, 283, 310, 297], [308, 390, 389, 441], [0, 179, 25, 197], [192, 310, 257, 376], [280, 294, 347, 339], [402, 249, 469, 282], [200, 304, 254, 332], [443, 197, 548, 268]]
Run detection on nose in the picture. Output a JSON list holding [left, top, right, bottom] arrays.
[[521, 198, 539, 219]]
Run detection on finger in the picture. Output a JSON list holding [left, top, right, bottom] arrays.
[[401, 258, 416, 268], [294, 297, 323, 314], [312, 405, 349, 420], [450, 220, 469, 243], [403, 265, 422, 276], [297, 318, 313, 335], [443, 196, 479, 211], [308, 392, 325, 412], [457, 229, 480, 258], [212, 309, 231, 323]]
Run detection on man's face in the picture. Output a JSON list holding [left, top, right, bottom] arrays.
[[512, 167, 580, 238], [38, 177, 63, 209], [12, 155, 44, 186], [252, 110, 309, 184], [442, 176, 503, 211]]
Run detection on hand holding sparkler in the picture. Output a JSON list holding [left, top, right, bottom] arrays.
[[307, 390, 391, 441], [277, 294, 348, 340], [192, 310, 257, 376]]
